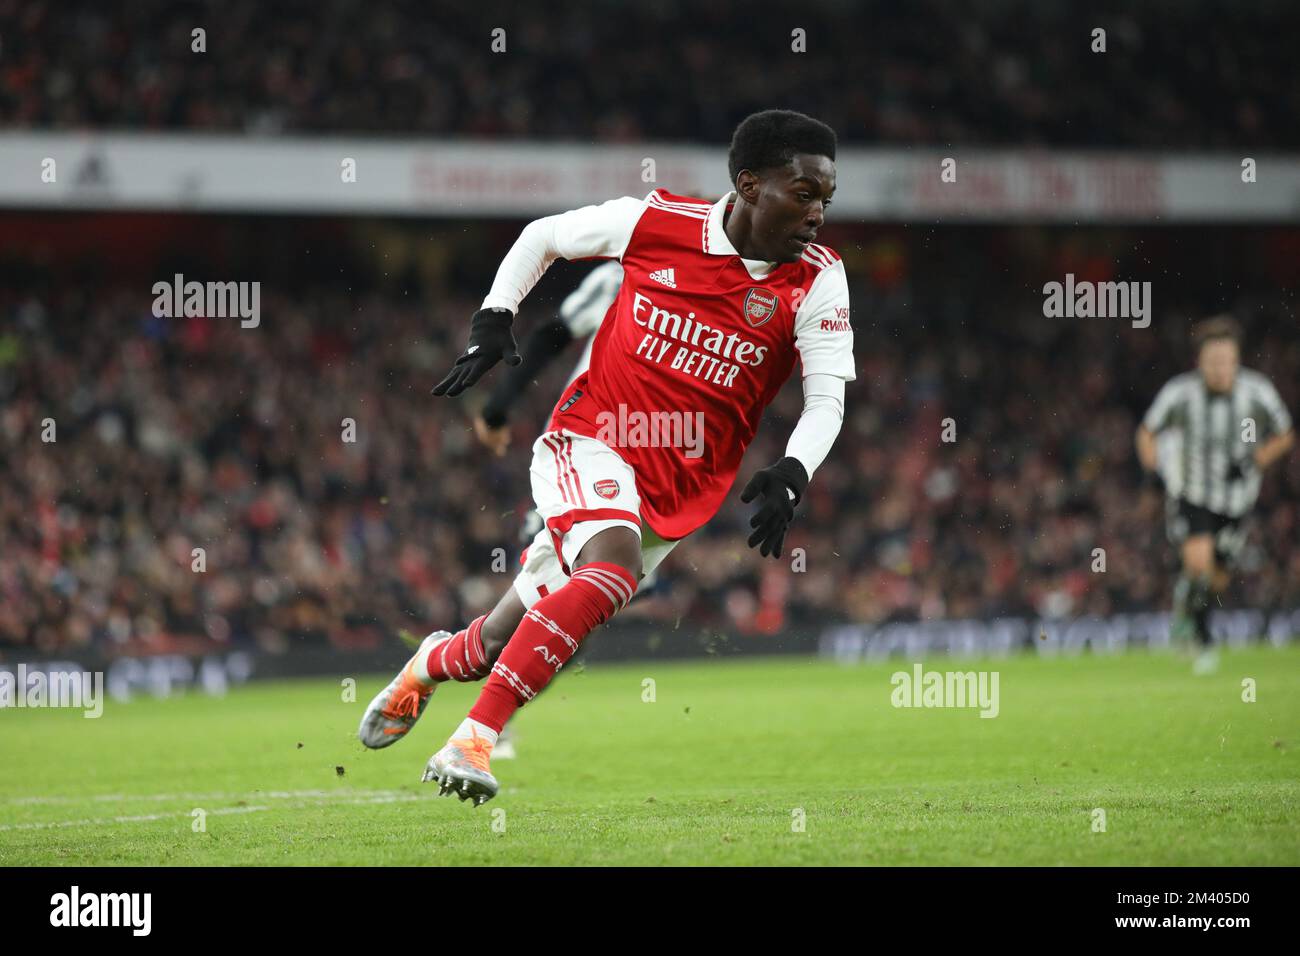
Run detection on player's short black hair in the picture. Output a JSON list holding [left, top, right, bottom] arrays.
[[727, 109, 837, 185], [1193, 314, 1242, 353]]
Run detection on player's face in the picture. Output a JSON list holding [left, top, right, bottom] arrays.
[[1198, 339, 1239, 393], [752, 155, 836, 263]]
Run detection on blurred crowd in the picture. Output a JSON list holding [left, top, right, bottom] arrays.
[[3, 0, 1298, 148], [1, 218, 1297, 657]]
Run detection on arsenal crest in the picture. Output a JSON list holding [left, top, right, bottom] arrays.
[[594, 479, 620, 500], [743, 288, 779, 328]]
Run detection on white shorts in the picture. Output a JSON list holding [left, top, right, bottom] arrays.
[[512, 429, 680, 609]]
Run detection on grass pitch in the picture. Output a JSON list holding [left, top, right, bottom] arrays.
[[1, 646, 1297, 866]]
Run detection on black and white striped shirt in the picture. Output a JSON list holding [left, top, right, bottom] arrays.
[[558, 260, 623, 386], [1143, 368, 1292, 517]]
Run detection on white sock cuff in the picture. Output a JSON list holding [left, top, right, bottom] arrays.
[[410, 632, 451, 687], [454, 716, 499, 746]]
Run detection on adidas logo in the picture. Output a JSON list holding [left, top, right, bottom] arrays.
[[649, 268, 677, 289]]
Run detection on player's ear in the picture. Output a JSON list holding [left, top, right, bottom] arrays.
[[734, 170, 760, 203]]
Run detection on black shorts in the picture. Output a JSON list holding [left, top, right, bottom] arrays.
[[1165, 497, 1249, 567]]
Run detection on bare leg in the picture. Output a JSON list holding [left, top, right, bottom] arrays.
[[480, 526, 643, 661], [480, 587, 528, 661], [574, 526, 643, 577], [1181, 535, 1214, 580]]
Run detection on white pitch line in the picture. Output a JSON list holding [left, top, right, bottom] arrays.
[[0, 793, 424, 832], [4, 788, 410, 806]]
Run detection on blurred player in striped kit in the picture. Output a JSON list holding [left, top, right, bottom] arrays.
[[1136, 316, 1294, 672], [472, 260, 624, 460]]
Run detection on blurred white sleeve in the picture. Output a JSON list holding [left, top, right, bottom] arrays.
[[1142, 378, 1184, 433], [481, 196, 646, 314], [784, 373, 846, 481]]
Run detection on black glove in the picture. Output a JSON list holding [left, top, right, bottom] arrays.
[[1226, 456, 1255, 483], [432, 308, 521, 397], [740, 457, 809, 559]]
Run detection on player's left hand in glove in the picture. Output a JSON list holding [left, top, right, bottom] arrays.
[[432, 308, 521, 396], [740, 457, 809, 559]]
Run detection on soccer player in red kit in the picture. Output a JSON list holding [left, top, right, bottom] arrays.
[[357, 109, 855, 805]]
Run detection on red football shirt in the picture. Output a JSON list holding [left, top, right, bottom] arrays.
[[540, 188, 854, 539]]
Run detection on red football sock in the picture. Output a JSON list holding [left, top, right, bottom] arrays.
[[469, 562, 637, 731], [425, 614, 490, 682]]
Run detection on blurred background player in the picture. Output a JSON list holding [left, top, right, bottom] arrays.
[[474, 261, 662, 594], [472, 260, 624, 459], [1136, 316, 1294, 673]]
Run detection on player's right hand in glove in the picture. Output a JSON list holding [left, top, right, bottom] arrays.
[[740, 457, 809, 559], [432, 308, 521, 396]]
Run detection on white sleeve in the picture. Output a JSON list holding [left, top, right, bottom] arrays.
[[1142, 379, 1183, 432], [793, 258, 856, 380], [559, 261, 625, 338], [784, 372, 846, 482], [481, 195, 647, 315]]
